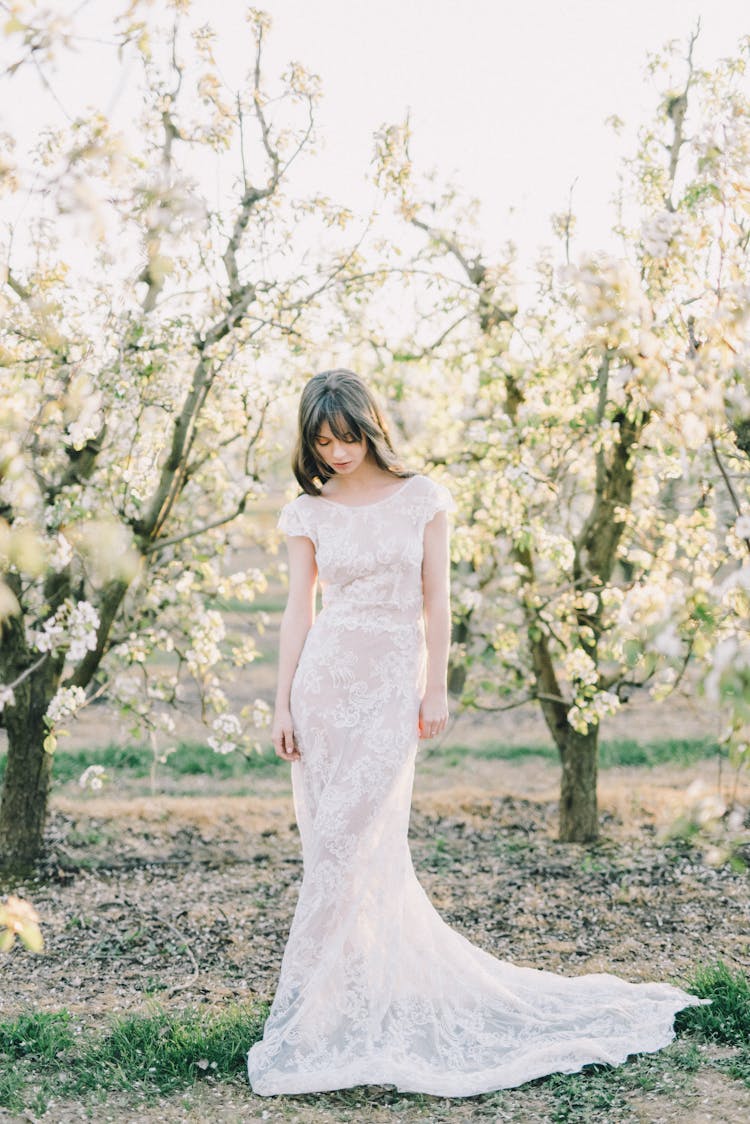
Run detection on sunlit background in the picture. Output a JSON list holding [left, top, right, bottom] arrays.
[[4, 0, 749, 287]]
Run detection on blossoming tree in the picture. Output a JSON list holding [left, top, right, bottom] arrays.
[[370, 29, 750, 841], [0, 3, 354, 867]]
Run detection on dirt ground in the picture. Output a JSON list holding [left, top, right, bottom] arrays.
[[1, 748, 749, 1123]]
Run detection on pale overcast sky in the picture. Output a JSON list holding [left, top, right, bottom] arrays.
[[3, 0, 749, 282], [196, 0, 748, 270]]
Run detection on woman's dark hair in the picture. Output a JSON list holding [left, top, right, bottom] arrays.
[[292, 369, 413, 495]]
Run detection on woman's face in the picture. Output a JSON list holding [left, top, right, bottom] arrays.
[[314, 418, 368, 476]]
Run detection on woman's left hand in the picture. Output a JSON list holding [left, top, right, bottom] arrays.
[[418, 688, 449, 739]]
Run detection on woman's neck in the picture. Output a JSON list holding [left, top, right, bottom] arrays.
[[321, 459, 400, 499]]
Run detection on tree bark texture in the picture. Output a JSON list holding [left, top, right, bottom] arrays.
[[557, 726, 599, 843], [0, 670, 59, 870]]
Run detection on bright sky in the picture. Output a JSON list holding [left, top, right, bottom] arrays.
[[198, 0, 748, 271], [3, 0, 749, 285]]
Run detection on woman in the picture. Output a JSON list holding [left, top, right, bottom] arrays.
[[246, 368, 704, 1097]]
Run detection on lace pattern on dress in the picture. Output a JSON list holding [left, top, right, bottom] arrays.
[[247, 472, 706, 1097]]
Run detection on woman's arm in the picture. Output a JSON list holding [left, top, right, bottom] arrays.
[[272, 535, 318, 761], [420, 509, 451, 740]]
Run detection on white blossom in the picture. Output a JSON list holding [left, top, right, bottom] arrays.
[[207, 712, 242, 755], [563, 648, 598, 687], [186, 610, 225, 673], [567, 690, 620, 734], [458, 588, 483, 612], [49, 531, 74, 573], [250, 698, 271, 728], [640, 210, 682, 258], [652, 622, 683, 659], [217, 568, 268, 604], [79, 764, 107, 791], [558, 254, 652, 335], [704, 636, 750, 704], [31, 598, 100, 660], [680, 411, 708, 450], [64, 373, 103, 451], [153, 710, 176, 734], [45, 685, 87, 725], [577, 591, 599, 615]]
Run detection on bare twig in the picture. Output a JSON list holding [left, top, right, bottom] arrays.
[[469, 690, 570, 713], [664, 20, 701, 211], [710, 434, 750, 553], [142, 488, 255, 555]]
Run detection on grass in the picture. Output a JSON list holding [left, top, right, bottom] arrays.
[[545, 963, 750, 1121], [0, 739, 285, 788], [0, 962, 747, 1116], [428, 736, 720, 770], [543, 1041, 705, 1123], [675, 961, 750, 1045], [0, 735, 721, 795], [719, 1046, 750, 1088], [81, 1002, 267, 1091], [0, 1001, 268, 1113], [0, 1009, 76, 1066]]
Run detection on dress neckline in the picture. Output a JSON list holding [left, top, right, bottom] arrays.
[[316, 473, 419, 510]]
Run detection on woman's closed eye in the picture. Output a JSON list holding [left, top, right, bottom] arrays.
[[316, 434, 358, 446]]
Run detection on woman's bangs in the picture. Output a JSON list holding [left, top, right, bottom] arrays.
[[309, 396, 363, 442]]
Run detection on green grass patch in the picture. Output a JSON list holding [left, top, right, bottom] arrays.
[[676, 961, 750, 1045], [543, 1039, 704, 1123], [545, 1066, 624, 1122], [0, 1010, 76, 1066], [429, 736, 718, 770], [0, 1011, 78, 1114], [598, 737, 718, 769], [153, 740, 281, 778], [0, 739, 284, 788], [0, 1001, 268, 1113], [0, 1068, 28, 1117], [717, 1045, 750, 1087], [429, 740, 557, 763], [78, 1003, 267, 1092], [0, 735, 720, 792], [2, 967, 749, 1115]]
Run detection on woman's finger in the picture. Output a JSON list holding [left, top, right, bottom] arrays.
[[282, 726, 300, 759], [274, 729, 292, 758]]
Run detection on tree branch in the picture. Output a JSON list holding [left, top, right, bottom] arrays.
[[469, 690, 569, 713], [710, 434, 750, 554], [5, 269, 31, 301], [65, 578, 130, 690], [141, 489, 254, 556], [664, 20, 700, 212]]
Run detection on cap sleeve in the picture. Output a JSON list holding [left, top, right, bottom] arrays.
[[417, 476, 457, 527], [277, 497, 315, 544]]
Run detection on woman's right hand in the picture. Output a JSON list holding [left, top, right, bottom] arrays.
[[272, 705, 301, 761]]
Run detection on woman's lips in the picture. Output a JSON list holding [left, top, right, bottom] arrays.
[[333, 461, 351, 468]]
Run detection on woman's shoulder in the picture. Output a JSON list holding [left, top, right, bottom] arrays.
[[282, 489, 316, 507], [278, 490, 311, 515], [405, 472, 457, 516], [277, 490, 318, 538]]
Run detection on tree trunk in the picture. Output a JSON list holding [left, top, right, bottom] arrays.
[[0, 680, 57, 872], [522, 600, 600, 844], [557, 725, 599, 842]]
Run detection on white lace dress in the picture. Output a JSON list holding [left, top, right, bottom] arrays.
[[246, 472, 704, 1097]]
